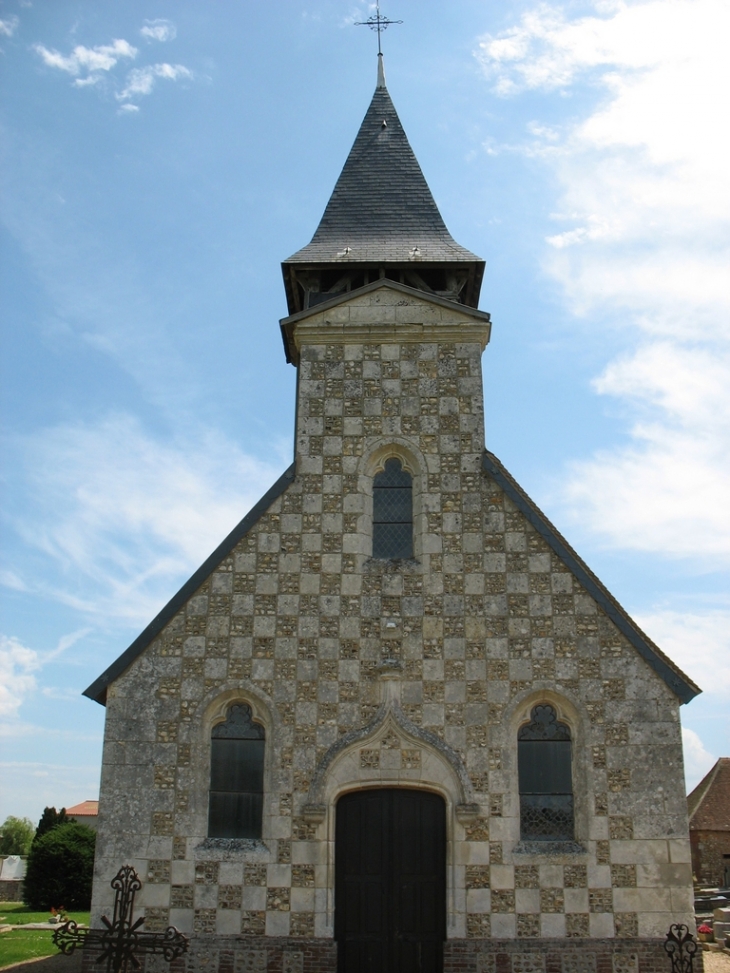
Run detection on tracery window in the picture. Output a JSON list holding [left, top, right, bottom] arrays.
[[208, 703, 265, 839], [518, 704, 574, 841], [372, 457, 413, 559]]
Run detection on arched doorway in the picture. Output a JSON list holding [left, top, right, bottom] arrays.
[[335, 788, 446, 973]]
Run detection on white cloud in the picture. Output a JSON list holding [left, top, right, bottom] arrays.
[[34, 38, 137, 76], [10, 414, 286, 624], [562, 343, 730, 559], [478, 1, 730, 566], [140, 19, 176, 43], [117, 62, 192, 101], [0, 16, 18, 36], [635, 609, 730, 697], [0, 635, 39, 719], [682, 727, 716, 793]]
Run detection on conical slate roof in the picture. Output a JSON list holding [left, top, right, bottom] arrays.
[[285, 65, 482, 266]]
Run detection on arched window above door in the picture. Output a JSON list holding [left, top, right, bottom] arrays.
[[518, 704, 574, 841], [372, 457, 413, 559], [208, 703, 265, 839]]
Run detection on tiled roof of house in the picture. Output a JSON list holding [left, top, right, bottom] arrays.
[[66, 800, 99, 817], [284, 65, 482, 267], [688, 758, 730, 831]]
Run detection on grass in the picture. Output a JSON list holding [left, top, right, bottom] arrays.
[[0, 904, 90, 969]]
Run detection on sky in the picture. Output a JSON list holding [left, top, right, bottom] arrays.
[[1, 0, 728, 826]]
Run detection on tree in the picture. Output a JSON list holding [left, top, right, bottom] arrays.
[[34, 807, 70, 842], [23, 822, 96, 911], [0, 816, 35, 855]]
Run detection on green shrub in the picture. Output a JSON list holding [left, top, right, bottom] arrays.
[[23, 822, 96, 911], [0, 815, 34, 855], [33, 807, 70, 842]]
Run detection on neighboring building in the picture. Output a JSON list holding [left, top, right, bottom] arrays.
[[67, 800, 99, 832], [84, 55, 701, 973], [688, 758, 730, 887]]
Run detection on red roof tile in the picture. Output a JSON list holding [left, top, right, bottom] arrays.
[[66, 800, 99, 817]]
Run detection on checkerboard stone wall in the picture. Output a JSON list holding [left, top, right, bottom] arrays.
[[92, 291, 693, 970]]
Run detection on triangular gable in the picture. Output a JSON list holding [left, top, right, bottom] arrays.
[[84, 448, 700, 708], [83, 463, 295, 705], [280, 277, 492, 364], [483, 450, 701, 704]]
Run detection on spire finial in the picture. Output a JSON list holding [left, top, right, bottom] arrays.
[[355, 3, 403, 57], [377, 52, 386, 88]]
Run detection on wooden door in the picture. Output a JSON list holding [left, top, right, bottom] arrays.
[[335, 788, 446, 973]]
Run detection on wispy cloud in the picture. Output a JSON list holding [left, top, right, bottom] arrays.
[[0, 16, 19, 37], [9, 414, 286, 624], [477, 0, 730, 567], [0, 635, 39, 719], [32, 34, 192, 109], [117, 63, 192, 101], [34, 38, 137, 78], [0, 628, 93, 725], [140, 19, 176, 43]]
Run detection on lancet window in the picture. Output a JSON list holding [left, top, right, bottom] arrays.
[[208, 703, 265, 839], [518, 704, 574, 841], [372, 457, 413, 559]]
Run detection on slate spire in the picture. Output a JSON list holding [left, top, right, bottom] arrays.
[[282, 57, 485, 315]]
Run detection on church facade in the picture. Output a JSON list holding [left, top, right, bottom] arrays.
[[85, 56, 700, 973]]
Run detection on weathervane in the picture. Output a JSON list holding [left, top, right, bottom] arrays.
[[355, 3, 403, 55]]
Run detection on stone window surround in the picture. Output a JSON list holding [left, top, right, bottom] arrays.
[[201, 688, 276, 845], [358, 437, 427, 561], [506, 690, 590, 860]]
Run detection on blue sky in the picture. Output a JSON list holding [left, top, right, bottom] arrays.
[[1, 0, 728, 825]]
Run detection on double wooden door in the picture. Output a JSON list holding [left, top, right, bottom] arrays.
[[335, 788, 446, 973]]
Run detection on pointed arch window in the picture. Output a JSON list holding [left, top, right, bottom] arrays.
[[372, 458, 413, 559], [518, 704, 574, 841], [208, 704, 265, 839]]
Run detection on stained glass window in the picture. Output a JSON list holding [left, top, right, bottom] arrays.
[[518, 704, 574, 841], [208, 704, 265, 839], [372, 458, 413, 559]]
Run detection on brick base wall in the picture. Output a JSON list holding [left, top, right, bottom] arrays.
[[80, 936, 674, 973], [82, 937, 338, 973], [444, 939, 670, 973]]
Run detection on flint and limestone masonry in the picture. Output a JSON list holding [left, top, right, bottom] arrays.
[[85, 55, 701, 973]]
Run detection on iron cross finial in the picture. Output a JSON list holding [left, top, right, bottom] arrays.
[[355, 3, 403, 55]]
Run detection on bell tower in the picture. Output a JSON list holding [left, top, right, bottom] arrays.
[[280, 56, 486, 363]]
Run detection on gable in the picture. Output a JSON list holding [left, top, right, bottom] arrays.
[[280, 278, 492, 365], [84, 447, 699, 708]]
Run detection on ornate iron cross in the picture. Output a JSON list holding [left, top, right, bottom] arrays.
[[355, 3, 403, 55], [53, 865, 188, 973], [664, 924, 698, 973]]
